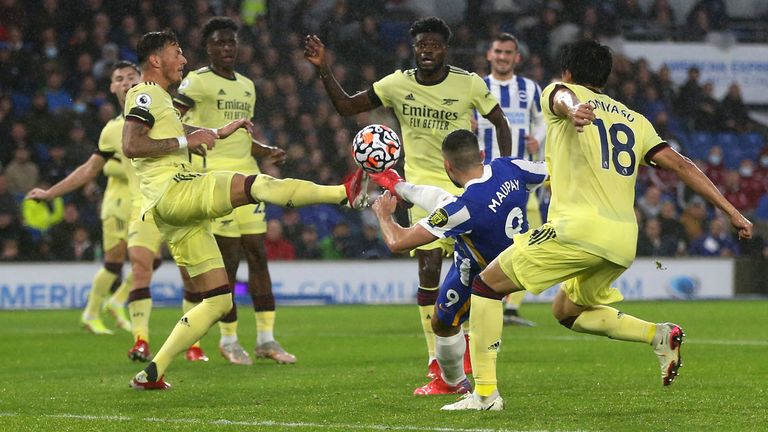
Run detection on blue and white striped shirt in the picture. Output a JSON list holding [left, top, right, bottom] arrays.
[[476, 74, 545, 162]]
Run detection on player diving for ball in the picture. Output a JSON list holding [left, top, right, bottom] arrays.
[[370, 129, 547, 396]]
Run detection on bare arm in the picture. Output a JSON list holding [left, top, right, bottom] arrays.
[[122, 119, 218, 158], [652, 146, 753, 239], [484, 105, 512, 157], [372, 191, 438, 253], [552, 86, 595, 132], [304, 35, 380, 116], [26, 153, 106, 201]]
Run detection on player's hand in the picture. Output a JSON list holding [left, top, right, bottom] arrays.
[[730, 212, 753, 240], [568, 103, 595, 132], [187, 129, 217, 156], [267, 147, 287, 166], [525, 135, 539, 154], [26, 188, 50, 201], [218, 118, 253, 139], [372, 191, 398, 218], [303, 35, 326, 68]]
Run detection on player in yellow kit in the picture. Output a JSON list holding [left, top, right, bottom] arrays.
[[174, 17, 294, 366], [443, 39, 754, 411], [305, 16, 512, 380], [26, 61, 140, 335], [125, 30, 366, 389]]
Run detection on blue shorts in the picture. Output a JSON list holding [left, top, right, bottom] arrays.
[[434, 260, 476, 327]]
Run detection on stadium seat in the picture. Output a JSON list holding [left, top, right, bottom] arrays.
[[688, 132, 713, 161]]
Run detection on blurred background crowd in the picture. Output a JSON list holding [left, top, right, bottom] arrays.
[[1, 0, 767, 262]]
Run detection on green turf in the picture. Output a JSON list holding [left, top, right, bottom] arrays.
[[1, 301, 767, 431]]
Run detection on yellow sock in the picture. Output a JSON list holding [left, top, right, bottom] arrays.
[[129, 298, 152, 342], [255, 311, 276, 345], [572, 305, 656, 344], [418, 304, 436, 360], [182, 299, 202, 348], [250, 175, 346, 207], [109, 271, 132, 305], [219, 321, 238, 337], [469, 294, 504, 397], [152, 293, 232, 378], [84, 267, 118, 318], [505, 291, 526, 309]]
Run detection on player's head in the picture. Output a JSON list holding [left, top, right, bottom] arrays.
[[442, 129, 483, 187], [109, 60, 140, 105], [202, 17, 239, 70], [559, 39, 612, 89], [137, 30, 186, 87], [487, 33, 521, 78], [410, 17, 451, 74]]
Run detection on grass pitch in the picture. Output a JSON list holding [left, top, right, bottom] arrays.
[[1, 300, 766, 431]]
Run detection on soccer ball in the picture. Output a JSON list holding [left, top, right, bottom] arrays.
[[351, 124, 402, 173]]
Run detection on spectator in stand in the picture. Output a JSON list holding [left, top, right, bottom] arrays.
[[637, 218, 677, 257], [658, 201, 688, 254], [689, 0, 728, 31], [703, 146, 727, 188], [320, 221, 360, 260], [722, 170, 750, 213], [693, 82, 719, 131], [719, 83, 751, 132], [264, 219, 296, 261], [48, 202, 80, 260], [756, 148, 768, 189], [0, 175, 19, 220], [23, 92, 62, 146], [60, 226, 95, 261], [295, 225, 322, 259], [0, 238, 20, 261], [737, 160, 764, 211], [655, 65, 676, 106], [5, 147, 39, 195], [637, 185, 664, 219], [684, 7, 711, 41], [680, 196, 707, 242], [650, 0, 676, 39], [674, 67, 701, 122], [689, 216, 739, 256], [359, 223, 390, 260], [2, 122, 32, 166], [44, 70, 74, 115]]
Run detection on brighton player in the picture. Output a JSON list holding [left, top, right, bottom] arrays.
[[443, 39, 753, 411], [305, 16, 512, 379], [174, 17, 294, 366], [371, 129, 547, 396], [26, 61, 141, 335], [125, 30, 366, 389]]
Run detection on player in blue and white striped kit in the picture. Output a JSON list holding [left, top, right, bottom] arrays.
[[371, 129, 547, 396], [476, 33, 546, 326]]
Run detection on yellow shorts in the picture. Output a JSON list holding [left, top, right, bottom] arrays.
[[212, 202, 266, 238], [127, 206, 163, 253], [101, 215, 128, 252], [152, 171, 236, 277], [498, 223, 626, 307], [408, 205, 454, 255]]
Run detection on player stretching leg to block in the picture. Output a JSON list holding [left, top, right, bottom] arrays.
[[443, 39, 753, 411], [371, 129, 547, 395], [124, 30, 366, 389]]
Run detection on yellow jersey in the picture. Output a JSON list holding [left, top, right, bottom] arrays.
[[174, 66, 259, 173], [372, 66, 499, 191], [124, 81, 189, 213], [97, 114, 131, 220], [541, 82, 666, 267]]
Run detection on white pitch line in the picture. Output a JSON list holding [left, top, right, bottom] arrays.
[[0, 412, 585, 432]]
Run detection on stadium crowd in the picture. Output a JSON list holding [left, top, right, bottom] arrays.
[[0, 0, 766, 262]]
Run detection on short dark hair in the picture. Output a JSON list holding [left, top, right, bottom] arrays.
[[492, 32, 519, 49], [560, 39, 612, 88], [410, 16, 452, 44], [202, 16, 238, 44], [137, 30, 179, 65], [112, 60, 140, 75], [442, 129, 481, 170]]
